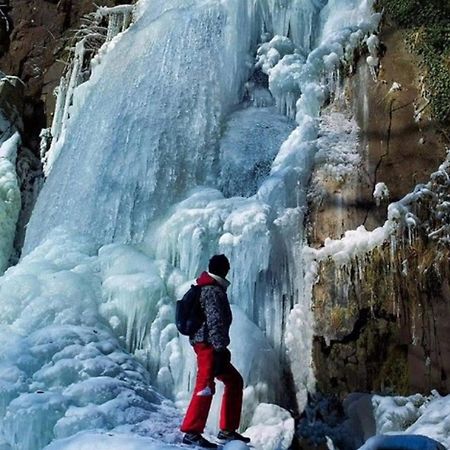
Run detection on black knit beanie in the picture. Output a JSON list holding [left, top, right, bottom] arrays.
[[208, 254, 230, 278]]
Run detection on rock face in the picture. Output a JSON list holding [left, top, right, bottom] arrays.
[[313, 239, 450, 396], [0, 75, 24, 131], [0, 0, 130, 150], [309, 16, 450, 397]]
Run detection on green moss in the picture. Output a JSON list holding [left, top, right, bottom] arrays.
[[379, 0, 450, 123], [375, 346, 410, 395]]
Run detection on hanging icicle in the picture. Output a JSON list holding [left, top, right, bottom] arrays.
[[43, 4, 135, 176]]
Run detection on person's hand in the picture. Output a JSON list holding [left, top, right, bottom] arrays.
[[213, 348, 231, 376]]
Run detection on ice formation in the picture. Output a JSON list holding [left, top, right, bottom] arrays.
[[0, 231, 181, 450], [45, 433, 251, 450], [365, 392, 450, 448], [243, 403, 295, 450], [95, 5, 135, 42], [0, 132, 21, 274], [314, 112, 360, 183], [0, 0, 383, 448], [373, 182, 389, 206], [306, 151, 450, 271], [44, 5, 135, 176]]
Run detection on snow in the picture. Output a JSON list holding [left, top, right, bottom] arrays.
[[370, 393, 450, 448], [351, 392, 450, 449], [45, 432, 255, 450], [44, 432, 177, 450], [389, 82, 402, 93], [373, 394, 427, 435], [244, 403, 295, 450], [373, 182, 389, 206], [306, 223, 394, 266]]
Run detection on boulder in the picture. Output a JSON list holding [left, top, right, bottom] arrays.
[[359, 434, 445, 450]]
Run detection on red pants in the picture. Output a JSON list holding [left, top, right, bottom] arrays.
[[181, 343, 244, 434]]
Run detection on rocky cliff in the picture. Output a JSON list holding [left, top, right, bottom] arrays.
[[308, 1, 450, 398]]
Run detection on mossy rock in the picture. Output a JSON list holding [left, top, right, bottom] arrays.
[[379, 0, 450, 123]]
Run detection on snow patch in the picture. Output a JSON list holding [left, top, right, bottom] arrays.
[[373, 182, 389, 206]]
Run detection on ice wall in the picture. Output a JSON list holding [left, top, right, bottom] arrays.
[[0, 0, 381, 448], [25, 0, 258, 251], [258, 0, 327, 52]]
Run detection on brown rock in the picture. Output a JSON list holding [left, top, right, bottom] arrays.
[[309, 17, 450, 398], [0, 0, 131, 150]]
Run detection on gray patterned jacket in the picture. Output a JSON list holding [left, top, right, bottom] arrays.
[[189, 271, 232, 350]]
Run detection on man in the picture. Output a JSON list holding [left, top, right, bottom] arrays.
[[181, 254, 250, 448]]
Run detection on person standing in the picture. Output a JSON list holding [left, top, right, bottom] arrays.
[[181, 254, 250, 448]]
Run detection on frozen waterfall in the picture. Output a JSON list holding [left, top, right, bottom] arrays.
[[0, 0, 380, 449]]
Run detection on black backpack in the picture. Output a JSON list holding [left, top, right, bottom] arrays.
[[175, 285, 205, 336]]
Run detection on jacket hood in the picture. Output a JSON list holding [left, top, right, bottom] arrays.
[[196, 271, 230, 290]]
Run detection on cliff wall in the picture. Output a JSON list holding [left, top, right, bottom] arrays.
[[309, 4, 450, 397]]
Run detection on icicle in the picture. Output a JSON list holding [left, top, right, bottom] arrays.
[[95, 5, 135, 42], [62, 40, 86, 130], [45, 5, 136, 176], [44, 39, 86, 177], [49, 76, 68, 145]]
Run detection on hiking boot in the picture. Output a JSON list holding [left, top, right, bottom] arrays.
[[183, 433, 218, 449], [217, 430, 250, 443]]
